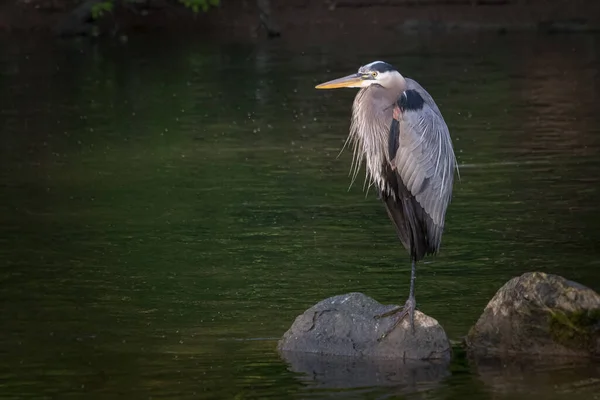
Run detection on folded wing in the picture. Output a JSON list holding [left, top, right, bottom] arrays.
[[388, 80, 457, 254]]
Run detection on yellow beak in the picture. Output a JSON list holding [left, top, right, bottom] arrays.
[[315, 73, 363, 89]]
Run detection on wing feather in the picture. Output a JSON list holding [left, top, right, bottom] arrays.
[[390, 80, 457, 252]]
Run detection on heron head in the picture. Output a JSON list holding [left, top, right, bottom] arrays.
[[315, 61, 402, 90]]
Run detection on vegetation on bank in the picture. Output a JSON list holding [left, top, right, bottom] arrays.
[[1, 0, 597, 37], [62, 0, 280, 37], [90, 0, 220, 19]]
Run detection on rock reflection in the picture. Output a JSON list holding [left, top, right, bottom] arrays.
[[470, 354, 600, 397], [279, 350, 451, 390]]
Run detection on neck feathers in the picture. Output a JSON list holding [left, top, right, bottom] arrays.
[[347, 76, 403, 195]]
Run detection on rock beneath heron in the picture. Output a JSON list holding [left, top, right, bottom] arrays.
[[277, 292, 451, 360], [466, 272, 600, 358]]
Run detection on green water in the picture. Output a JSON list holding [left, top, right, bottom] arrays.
[[1, 32, 599, 399]]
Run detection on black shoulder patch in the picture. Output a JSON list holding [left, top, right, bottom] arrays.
[[370, 62, 396, 73], [388, 118, 400, 161], [398, 89, 425, 111]]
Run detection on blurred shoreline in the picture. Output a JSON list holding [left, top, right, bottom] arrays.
[[0, 0, 598, 37]]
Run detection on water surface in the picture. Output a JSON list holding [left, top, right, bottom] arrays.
[[1, 31, 599, 399]]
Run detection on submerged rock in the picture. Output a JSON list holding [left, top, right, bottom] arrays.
[[466, 272, 600, 358], [280, 351, 451, 391], [277, 292, 451, 360]]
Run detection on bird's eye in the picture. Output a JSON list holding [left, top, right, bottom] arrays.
[[371, 71, 378, 78]]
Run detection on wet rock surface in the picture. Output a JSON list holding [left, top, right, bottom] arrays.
[[278, 292, 451, 361], [466, 272, 600, 358]]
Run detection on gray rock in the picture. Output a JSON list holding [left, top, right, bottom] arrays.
[[466, 272, 600, 358], [277, 292, 451, 360]]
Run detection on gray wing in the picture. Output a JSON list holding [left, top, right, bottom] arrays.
[[391, 81, 457, 249]]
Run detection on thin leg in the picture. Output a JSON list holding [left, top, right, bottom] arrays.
[[375, 260, 417, 340], [408, 259, 416, 309]]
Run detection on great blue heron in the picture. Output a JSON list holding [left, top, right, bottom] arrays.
[[315, 61, 458, 337]]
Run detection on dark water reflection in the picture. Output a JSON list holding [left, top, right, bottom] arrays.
[[280, 351, 451, 393], [0, 31, 599, 398]]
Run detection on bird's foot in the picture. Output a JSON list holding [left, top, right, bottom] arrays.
[[374, 296, 416, 341]]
